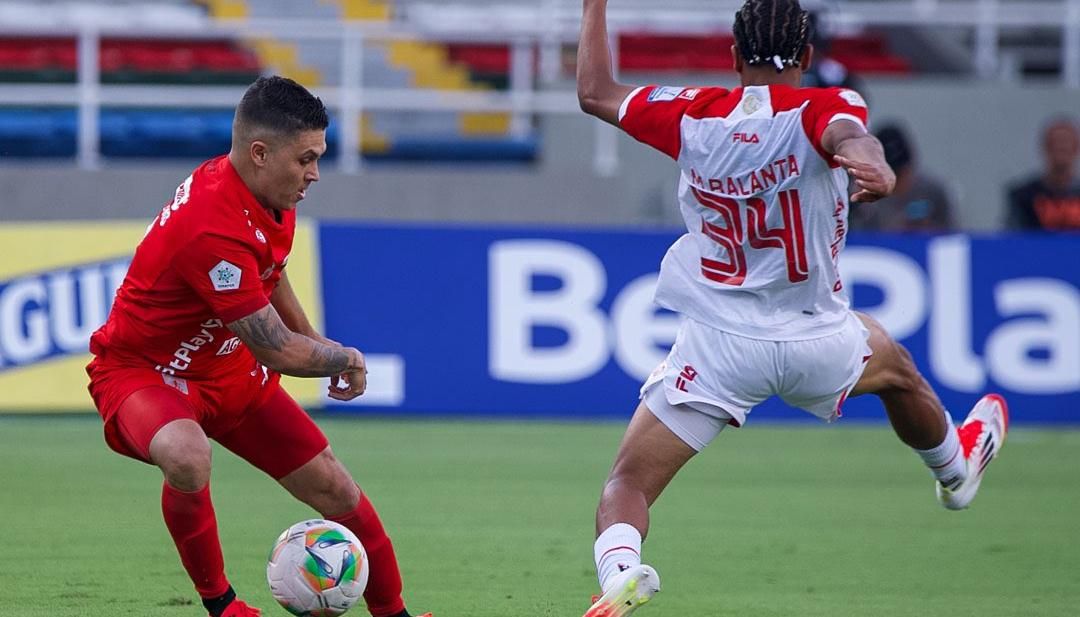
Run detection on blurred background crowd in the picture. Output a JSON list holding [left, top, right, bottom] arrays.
[[0, 0, 1077, 233]]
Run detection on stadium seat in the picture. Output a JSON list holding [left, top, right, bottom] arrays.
[[365, 135, 539, 163], [614, 32, 910, 74], [0, 104, 346, 161], [0, 37, 262, 85], [100, 109, 236, 158], [0, 108, 77, 157], [0, 38, 76, 82]]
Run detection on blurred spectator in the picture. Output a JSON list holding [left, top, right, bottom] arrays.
[[801, 11, 864, 94], [850, 123, 955, 232], [1004, 117, 1080, 231]]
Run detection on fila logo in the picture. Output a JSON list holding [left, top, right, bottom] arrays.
[[733, 132, 759, 144], [675, 364, 698, 392]]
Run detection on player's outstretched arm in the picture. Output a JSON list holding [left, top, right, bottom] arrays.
[[578, 0, 637, 125], [228, 303, 365, 390], [822, 119, 896, 203], [270, 270, 337, 346]]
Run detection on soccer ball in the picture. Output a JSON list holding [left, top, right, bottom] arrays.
[[267, 519, 370, 617]]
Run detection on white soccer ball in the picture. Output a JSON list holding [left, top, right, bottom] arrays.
[[267, 519, 370, 617]]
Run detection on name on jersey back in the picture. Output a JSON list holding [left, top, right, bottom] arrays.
[[689, 153, 801, 197]]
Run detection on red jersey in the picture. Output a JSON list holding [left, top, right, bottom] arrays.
[[90, 155, 295, 380]]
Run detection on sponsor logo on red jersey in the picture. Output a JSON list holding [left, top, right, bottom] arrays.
[[216, 336, 242, 356], [155, 319, 224, 375], [161, 374, 190, 395], [209, 260, 242, 291]]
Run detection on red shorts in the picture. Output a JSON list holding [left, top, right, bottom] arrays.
[[86, 357, 328, 479]]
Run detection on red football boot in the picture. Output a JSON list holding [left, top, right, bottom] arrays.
[[215, 599, 261, 617]]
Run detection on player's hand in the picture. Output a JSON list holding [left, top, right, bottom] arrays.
[[328, 348, 367, 401], [835, 154, 895, 203]]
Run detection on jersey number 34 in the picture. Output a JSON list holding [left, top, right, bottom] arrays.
[[692, 187, 809, 286]]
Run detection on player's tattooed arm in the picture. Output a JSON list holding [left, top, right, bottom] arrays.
[[577, 0, 637, 125], [228, 304, 364, 379], [270, 271, 318, 338], [228, 304, 291, 351], [823, 119, 896, 203], [307, 343, 352, 375]]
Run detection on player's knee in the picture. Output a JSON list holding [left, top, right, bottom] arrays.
[[153, 432, 212, 491], [883, 341, 922, 393], [322, 477, 360, 515], [602, 471, 647, 501], [309, 451, 361, 515]]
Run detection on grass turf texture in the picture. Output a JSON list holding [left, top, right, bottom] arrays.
[[1, 415, 1077, 616]]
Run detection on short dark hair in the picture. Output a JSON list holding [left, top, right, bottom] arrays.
[[733, 0, 810, 73], [234, 75, 329, 139]]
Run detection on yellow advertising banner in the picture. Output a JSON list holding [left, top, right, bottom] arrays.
[[0, 220, 323, 412]]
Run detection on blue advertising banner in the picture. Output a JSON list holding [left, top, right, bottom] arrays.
[[319, 224, 1079, 423]]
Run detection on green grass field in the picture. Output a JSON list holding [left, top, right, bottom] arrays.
[[1, 414, 1078, 616]]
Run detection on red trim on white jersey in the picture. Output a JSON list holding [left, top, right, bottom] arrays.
[[619, 84, 868, 165], [618, 85, 734, 159], [769, 85, 869, 166]]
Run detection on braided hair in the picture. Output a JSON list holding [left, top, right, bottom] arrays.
[[732, 0, 811, 73]]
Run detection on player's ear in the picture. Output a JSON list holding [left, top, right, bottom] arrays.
[[731, 45, 743, 73], [250, 140, 270, 168], [800, 44, 814, 71]]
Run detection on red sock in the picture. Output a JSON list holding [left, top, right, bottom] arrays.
[[327, 492, 406, 617], [161, 482, 230, 599]]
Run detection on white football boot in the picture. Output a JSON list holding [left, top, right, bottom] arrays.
[[937, 394, 1009, 510], [583, 565, 660, 617]]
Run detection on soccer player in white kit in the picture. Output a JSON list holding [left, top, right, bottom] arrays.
[[576, 0, 1009, 615]]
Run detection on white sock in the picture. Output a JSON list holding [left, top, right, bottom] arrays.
[[914, 411, 967, 489], [594, 523, 642, 592]]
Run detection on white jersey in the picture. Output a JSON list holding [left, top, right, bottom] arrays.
[[619, 84, 869, 340]]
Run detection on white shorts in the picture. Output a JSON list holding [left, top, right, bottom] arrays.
[[641, 312, 872, 451]]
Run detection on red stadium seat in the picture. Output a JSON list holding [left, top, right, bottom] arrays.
[[447, 44, 510, 75], [615, 32, 909, 74], [192, 44, 261, 72], [0, 46, 50, 71], [0, 36, 262, 82]]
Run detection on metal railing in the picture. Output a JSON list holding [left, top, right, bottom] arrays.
[[0, 0, 1077, 172]]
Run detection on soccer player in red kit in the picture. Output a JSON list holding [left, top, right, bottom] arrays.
[[86, 76, 431, 617], [576, 1, 1009, 615]]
